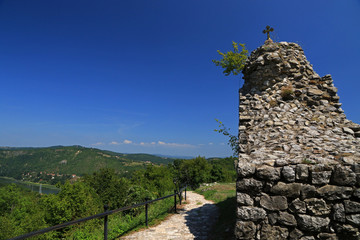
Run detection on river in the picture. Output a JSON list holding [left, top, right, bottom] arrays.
[[0, 177, 60, 194]]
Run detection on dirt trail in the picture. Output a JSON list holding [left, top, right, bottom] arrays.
[[120, 191, 218, 240]]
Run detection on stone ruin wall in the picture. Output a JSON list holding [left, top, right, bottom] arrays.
[[236, 41, 360, 239]]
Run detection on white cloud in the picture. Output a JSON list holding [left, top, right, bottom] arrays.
[[209, 142, 214, 145], [106, 139, 196, 148], [91, 142, 104, 146], [123, 139, 133, 144], [156, 140, 196, 148]]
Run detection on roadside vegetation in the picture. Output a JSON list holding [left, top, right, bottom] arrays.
[[0, 156, 236, 239]]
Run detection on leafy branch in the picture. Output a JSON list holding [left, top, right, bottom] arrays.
[[214, 119, 239, 157], [212, 42, 248, 76]]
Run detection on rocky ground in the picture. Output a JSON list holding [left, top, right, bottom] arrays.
[[120, 191, 219, 240]]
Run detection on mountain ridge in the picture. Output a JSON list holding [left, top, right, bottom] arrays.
[[0, 145, 176, 182]]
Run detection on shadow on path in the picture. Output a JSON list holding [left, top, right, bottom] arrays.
[[208, 196, 236, 240], [184, 203, 218, 240]]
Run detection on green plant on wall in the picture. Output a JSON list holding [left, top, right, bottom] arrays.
[[280, 85, 294, 100], [212, 42, 248, 77]]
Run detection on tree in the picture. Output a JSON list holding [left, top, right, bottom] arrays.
[[177, 157, 211, 189], [41, 181, 101, 226], [83, 168, 130, 209], [143, 165, 174, 196], [0, 184, 50, 239], [212, 41, 248, 76]]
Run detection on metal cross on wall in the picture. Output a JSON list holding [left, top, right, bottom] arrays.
[[263, 26, 274, 40]]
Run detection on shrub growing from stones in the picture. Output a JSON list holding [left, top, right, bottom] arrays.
[[280, 85, 294, 100]]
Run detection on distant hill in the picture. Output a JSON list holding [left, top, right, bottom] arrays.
[[0, 146, 175, 180]]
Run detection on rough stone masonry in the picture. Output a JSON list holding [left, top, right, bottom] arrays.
[[236, 40, 360, 240]]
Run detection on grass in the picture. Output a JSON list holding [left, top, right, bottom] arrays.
[[195, 182, 236, 240]]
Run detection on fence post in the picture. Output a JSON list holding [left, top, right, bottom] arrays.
[[185, 185, 187, 201], [145, 200, 149, 227], [104, 205, 108, 240], [180, 189, 182, 205], [174, 190, 177, 213]]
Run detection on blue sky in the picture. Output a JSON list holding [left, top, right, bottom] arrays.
[[0, 0, 359, 158]]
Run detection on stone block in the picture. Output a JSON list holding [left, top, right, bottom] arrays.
[[276, 211, 297, 227], [271, 182, 302, 198], [343, 127, 354, 135], [260, 224, 289, 240], [317, 233, 338, 240], [356, 173, 360, 186], [299, 236, 315, 240], [235, 221, 256, 240], [237, 162, 256, 178], [307, 88, 324, 96], [332, 203, 345, 222], [237, 206, 266, 221], [331, 166, 356, 186], [327, 86, 338, 94], [311, 171, 332, 185], [260, 194, 288, 211], [296, 164, 309, 181], [346, 214, 360, 226], [317, 185, 353, 200], [256, 166, 281, 181], [237, 178, 263, 194], [300, 184, 317, 199], [353, 189, 360, 199], [304, 198, 330, 215], [237, 192, 254, 206], [289, 228, 303, 240], [297, 214, 330, 232], [275, 159, 288, 167], [267, 212, 279, 225], [239, 115, 252, 122], [268, 212, 278, 225], [290, 198, 306, 214], [333, 223, 360, 239], [351, 163, 360, 173], [344, 200, 360, 213], [282, 165, 296, 182]]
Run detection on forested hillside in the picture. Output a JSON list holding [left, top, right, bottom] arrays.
[[0, 146, 174, 182], [0, 156, 236, 239]]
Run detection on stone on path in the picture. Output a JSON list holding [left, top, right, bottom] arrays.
[[120, 191, 219, 240]]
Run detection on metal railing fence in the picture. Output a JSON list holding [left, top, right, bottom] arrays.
[[8, 186, 187, 240]]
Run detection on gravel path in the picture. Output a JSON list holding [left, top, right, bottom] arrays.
[[120, 191, 219, 240]]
